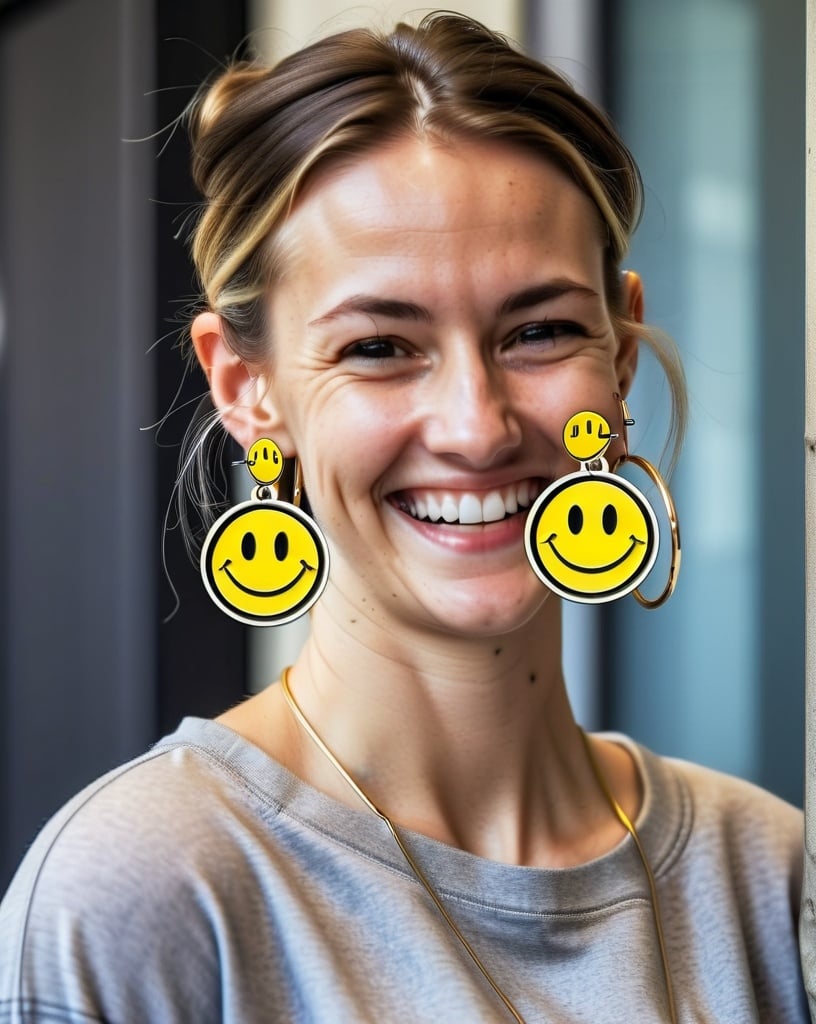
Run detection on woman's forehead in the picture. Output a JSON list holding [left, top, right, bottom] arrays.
[[295, 135, 589, 209], [275, 136, 605, 279]]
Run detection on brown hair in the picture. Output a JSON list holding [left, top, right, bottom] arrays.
[[180, 12, 685, 538]]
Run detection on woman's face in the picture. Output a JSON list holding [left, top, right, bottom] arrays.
[[260, 136, 639, 636]]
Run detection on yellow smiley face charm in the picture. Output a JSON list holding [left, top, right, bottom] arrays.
[[524, 410, 660, 604], [200, 441, 330, 626], [524, 473, 658, 603]]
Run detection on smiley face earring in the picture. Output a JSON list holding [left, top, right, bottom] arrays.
[[200, 439, 330, 626], [524, 398, 680, 606]]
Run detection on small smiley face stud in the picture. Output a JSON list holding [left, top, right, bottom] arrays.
[[246, 439, 284, 486], [562, 411, 618, 463]]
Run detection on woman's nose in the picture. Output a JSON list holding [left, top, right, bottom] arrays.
[[421, 351, 523, 468]]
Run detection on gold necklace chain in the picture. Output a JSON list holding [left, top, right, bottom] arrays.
[[280, 667, 677, 1024], [577, 729, 678, 1023]]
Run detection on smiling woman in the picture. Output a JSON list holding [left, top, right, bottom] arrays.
[[0, 12, 806, 1024]]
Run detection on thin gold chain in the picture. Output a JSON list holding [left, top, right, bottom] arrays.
[[578, 729, 678, 1024], [280, 668, 526, 1022], [280, 667, 676, 1023]]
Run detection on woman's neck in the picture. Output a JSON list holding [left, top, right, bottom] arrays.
[[216, 594, 639, 868], [296, 586, 569, 767]]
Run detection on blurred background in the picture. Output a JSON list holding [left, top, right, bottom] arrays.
[[0, 0, 804, 890]]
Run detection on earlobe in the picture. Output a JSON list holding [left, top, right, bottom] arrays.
[[190, 311, 292, 453], [615, 270, 644, 398]]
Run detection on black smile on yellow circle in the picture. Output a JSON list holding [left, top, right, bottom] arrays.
[[219, 558, 315, 597], [543, 533, 645, 574]]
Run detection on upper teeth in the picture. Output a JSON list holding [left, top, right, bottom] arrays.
[[398, 481, 537, 525]]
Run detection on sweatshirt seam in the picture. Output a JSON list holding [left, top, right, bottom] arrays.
[[269, 799, 658, 918], [0, 998, 110, 1023], [650, 765, 694, 880]]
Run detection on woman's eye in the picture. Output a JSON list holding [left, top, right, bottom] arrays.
[[344, 338, 406, 360], [512, 321, 584, 348]]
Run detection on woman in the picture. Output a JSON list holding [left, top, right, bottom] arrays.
[[0, 13, 806, 1022]]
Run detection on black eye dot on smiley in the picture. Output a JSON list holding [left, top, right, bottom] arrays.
[[602, 504, 618, 535], [568, 505, 583, 535], [274, 531, 289, 561], [241, 531, 257, 560]]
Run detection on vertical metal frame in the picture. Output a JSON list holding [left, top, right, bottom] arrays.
[[801, 0, 816, 1008]]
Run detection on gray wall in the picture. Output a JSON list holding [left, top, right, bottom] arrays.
[[0, 0, 157, 884], [0, 0, 249, 892], [609, 0, 805, 806]]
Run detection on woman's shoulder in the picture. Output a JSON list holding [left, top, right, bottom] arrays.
[[620, 734, 803, 893], [617, 732, 801, 828], [621, 738, 806, 1018], [2, 717, 296, 902], [659, 744, 802, 840], [0, 718, 299, 1021]]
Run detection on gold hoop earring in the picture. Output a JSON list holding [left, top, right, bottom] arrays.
[[612, 453, 681, 609], [610, 395, 681, 609]]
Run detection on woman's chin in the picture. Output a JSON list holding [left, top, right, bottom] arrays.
[[409, 573, 555, 640]]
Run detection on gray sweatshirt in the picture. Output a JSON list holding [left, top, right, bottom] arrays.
[[0, 719, 806, 1022]]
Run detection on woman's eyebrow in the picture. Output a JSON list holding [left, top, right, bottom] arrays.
[[309, 296, 431, 326], [497, 279, 600, 316], [309, 279, 600, 327]]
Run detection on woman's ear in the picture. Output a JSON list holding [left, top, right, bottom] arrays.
[[191, 312, 292, 453], [614, 270, 643, 398]]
